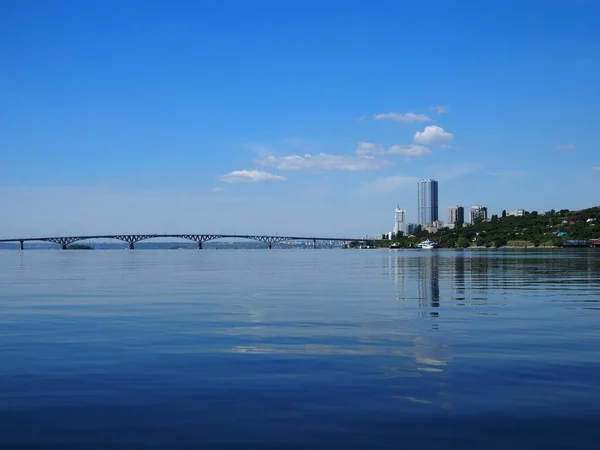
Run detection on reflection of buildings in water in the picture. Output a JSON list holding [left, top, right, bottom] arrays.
[[452, 254, 466, 296], [385, 255, 453, 409], [389, 255, 410, 300], [417, 255, 440, 309], [469, 255, 489, 294], [388, 254, 440, 315]]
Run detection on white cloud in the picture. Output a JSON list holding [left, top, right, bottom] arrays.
[[430, 105, 450, 114], [355, 142, 430, 157], [373, 112, 431, 122], [355, 142, 385, 156], [358, 176, 419, 195], [556, 144, 577, 150], [414, 125, 454, 145], [387, 144, 431, 157], [218, 170, 286, 183], [257, 153, 390, 171]]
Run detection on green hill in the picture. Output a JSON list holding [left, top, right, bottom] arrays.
[[382, 206, 600, 248]]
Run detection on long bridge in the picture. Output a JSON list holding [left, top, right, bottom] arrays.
[[0, 234, 380, 250]]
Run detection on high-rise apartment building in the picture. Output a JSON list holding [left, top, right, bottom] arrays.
[[393, 206, 408, 236], [417, 179, 438, 225], [447, 205, 465, 225], [470, 205, 488, 223]]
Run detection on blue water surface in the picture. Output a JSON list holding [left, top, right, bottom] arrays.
[[1, 249, 599, 449]]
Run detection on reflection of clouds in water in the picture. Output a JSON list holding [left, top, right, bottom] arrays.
[[411, 337, 450, 372], [393, 396, 432, 405], [227, 344, 412, 356], [225, 259, 454, 410]]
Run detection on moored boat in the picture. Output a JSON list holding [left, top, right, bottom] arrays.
[[416, 239, 437, 249]]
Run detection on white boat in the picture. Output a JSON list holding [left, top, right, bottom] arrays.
[[416, 239, 437, 249]]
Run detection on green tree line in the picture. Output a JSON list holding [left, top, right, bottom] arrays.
[[374, 206, 600, 248]]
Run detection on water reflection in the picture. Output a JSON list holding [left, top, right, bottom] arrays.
[[388, 249, 600, 310], [417, 255, 440, 309], [387, 253, 452, 408], [2, 249, 600, 449], [388, 253, 441, 309]]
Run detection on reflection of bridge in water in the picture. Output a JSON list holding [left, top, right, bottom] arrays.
[[0, 234, 381, 250]]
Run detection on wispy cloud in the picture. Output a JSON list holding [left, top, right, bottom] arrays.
[[218, 170, 286, 183], [556, 144, 577, 150], [373, 112, 431, 122], [355, 142, 430, 157], [430, 105, 450, 114], [387, 144, 431, 157], [358, 176, 419, 195], [257, 153, 390, 172], [592, 166, 600, 171], [211, 187, 225, 192], [355, 142, 385, 156], [242, 143, 275, 157], [432, 162, 481, 181], [414, 125, 454, 146]]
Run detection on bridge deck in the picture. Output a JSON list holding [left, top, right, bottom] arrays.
[[0, 234, 380, 249]]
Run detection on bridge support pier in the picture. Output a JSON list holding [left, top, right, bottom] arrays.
[[129, 242, 135, 250], [198, 241, 203, 250], [20, 240, 24, 250], [313, 238, 317, 249], [268, 243, 272, 249], [62, 244, 67, 250]]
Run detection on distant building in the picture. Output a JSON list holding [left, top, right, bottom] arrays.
[[447, 205, 465, 226], [424, 220, 445, 234], [470, 205, 488, 223], [407, 223, 418, 235], [394, 206, 408, 236], [417, 179, 439, 225], [507, 209, 525, 217]]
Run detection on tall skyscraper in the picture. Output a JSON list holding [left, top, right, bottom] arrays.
[[394, 206, 408, 236], [417, 179, 438, 225], [447, 205, 465, 225], [470, 205, 488, 223]]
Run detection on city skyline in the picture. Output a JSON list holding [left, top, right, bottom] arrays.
[[1, 2, 599, 237]]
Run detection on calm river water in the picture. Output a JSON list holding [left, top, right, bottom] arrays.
[[1, 249, 599, 449]]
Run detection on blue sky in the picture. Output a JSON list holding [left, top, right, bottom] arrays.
[[1, 0, 599, 237]]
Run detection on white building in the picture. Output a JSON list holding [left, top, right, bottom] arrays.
[[447, 205, 465, 226], [394, 206, 409, 236], [507, 209, 525, 217], [424, 220, 445, 234], [470, 205, 488, 223]]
